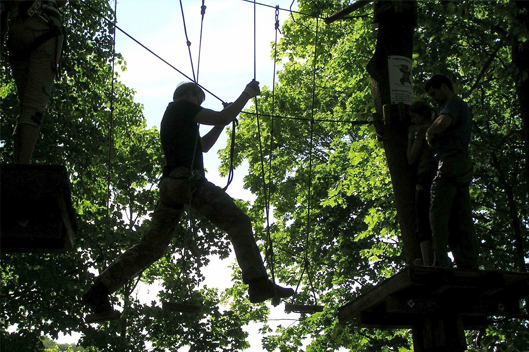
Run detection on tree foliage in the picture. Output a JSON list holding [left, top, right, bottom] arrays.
[[219, 0, 528, 351], [0, 0, 527, 351]]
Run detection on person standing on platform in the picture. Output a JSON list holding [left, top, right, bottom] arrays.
[[83, 81, 294, 321], [1, 0, 67, 164], [425, 74, 479, 269], [407, 101, 437, 266]]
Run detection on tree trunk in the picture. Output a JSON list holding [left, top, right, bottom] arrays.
[[367, 0, 421, 265]]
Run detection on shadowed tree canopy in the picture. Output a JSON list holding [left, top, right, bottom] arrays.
[[1, 0, 527, 351]]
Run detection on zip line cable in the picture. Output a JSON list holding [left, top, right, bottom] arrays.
[[179, 0, 197, 82], [241, 0, 313, 18]]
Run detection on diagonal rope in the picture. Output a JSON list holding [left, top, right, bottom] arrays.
[[78, 0, 225, 104]]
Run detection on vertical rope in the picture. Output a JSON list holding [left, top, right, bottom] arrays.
[[106, 0, 117, 228], [292, 15, 320, 304], [253, 0, 257, 80], [196, 0, 207, 83], [251, 0, 277, 297], [179, 0, 196, 82], [266, 6, 280, 218], [305, 16, 320, 303]]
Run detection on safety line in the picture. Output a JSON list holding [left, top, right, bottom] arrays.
[[293, 14, 320, 305], [78, 0, 226, 105], [196, 0, 207, 83], [261, 5, 281, 286], [253, 0, 257, 80], [179, 0, 197, 82], [106, 0, 117, 228], [251, 0, 277, 293], [241, 111, 372, 125]]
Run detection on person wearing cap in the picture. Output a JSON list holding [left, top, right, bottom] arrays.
[[83, 81, 294, 321]]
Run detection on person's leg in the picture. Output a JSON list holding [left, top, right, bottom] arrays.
[[10, 21, 57, 163], [13, 123, 40, 164], [429, 175, 456, 267], [96, 202, 184, 294], [191, 180, 267, 283], [191, 179, 293, 302], [84, 178, 185, 315], [416, 171, 434, 266], [450, 185, 479, 269]]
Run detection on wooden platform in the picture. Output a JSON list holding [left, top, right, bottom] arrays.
[[1, 164, 77, 253], [338, 266, 529, 330]]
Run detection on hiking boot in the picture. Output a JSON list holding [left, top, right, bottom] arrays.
[[82, 282, 120, 322], [248, 277, 294, 304]]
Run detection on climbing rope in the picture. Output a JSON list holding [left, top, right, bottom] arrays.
[[250, 0, 279, 302], [196, 0, 207, 83], [293, 14, 320, 306], [106, 0, 117, 234], [179, 0, 196, 82]]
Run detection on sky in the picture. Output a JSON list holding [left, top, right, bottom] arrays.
[[59, 0, 316, 350]]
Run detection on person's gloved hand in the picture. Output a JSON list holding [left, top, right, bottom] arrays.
[[244, 80, 260, 98]]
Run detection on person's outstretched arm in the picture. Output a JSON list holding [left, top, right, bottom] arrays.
[[194, 80, 260, 126]]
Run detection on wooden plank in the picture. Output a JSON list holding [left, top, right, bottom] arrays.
[[384, 295, 522, 317], [357, 310, 490, 330], [338, 269, 415, 323], [338, 267, 529, 327], [0, 164, 77, 253]]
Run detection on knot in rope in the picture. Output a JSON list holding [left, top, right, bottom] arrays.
[[275, 6, 281, 33]]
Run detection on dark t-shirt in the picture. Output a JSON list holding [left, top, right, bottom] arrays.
[[408, 124, 437, 175], [160, 100, 204, 177], [431, 96, 472, 158]]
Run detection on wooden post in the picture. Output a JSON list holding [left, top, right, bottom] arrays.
[[412, 315, 467, 352]]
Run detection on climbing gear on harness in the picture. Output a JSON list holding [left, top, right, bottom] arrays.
[[8, 0, 65, 73]]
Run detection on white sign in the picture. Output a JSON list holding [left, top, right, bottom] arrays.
[[388, 55, 413, 105]]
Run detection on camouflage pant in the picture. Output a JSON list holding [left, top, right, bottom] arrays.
[[9, 16, 62, 127], [429, 156, 479, 268], [98, 168, 268, 293]]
